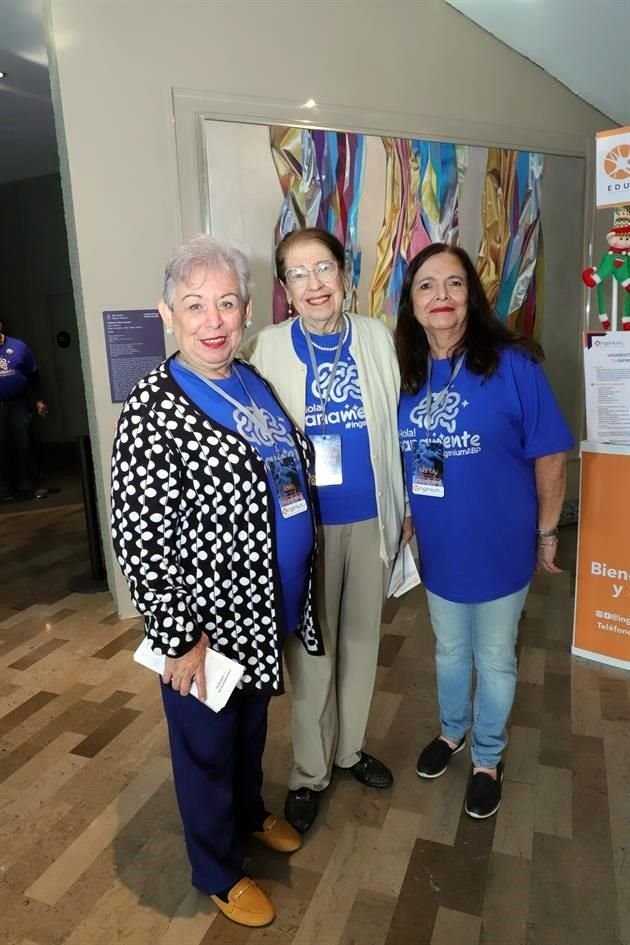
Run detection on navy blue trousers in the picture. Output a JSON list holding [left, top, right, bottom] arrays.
[[161, 682, 270, 895]]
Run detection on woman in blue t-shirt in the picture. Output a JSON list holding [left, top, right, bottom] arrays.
[[396, 243, 573, 820]]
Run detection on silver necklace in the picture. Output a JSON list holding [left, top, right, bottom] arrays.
[[299, 315, 349, 352]]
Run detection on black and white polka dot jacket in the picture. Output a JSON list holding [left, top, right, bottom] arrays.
[[111, 357, 324, 695]]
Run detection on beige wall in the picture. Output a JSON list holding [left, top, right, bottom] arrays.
[[47, 0, 613, 616]]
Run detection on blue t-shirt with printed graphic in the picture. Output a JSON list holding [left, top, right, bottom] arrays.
[[399, 347, 574, 604], [0, 336, 37, 400], [291, 318, 377, 525], [169, 358, 313, 635]]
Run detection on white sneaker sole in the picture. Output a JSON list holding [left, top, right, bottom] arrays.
[[464, 798, 501, 819]]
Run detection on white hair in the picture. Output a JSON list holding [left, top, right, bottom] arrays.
[[162, 234, 252, 308]]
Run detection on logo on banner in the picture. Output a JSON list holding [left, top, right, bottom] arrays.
[[604, 144, 630, 181], [596, 127, 630, 207]]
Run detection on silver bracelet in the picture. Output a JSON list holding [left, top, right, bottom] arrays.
[[537, 527, 558, 538]]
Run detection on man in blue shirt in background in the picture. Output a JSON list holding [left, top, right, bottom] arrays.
[[0, 320, 48, 501]]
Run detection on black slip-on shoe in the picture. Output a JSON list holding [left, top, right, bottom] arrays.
[[464, 762, 504, 819], [416, 735, 466, 779]]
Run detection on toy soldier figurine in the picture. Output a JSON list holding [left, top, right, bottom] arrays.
[[582, 206, 630, 331]]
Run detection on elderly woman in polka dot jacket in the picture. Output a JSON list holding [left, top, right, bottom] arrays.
[[110, 235, 324, 929]]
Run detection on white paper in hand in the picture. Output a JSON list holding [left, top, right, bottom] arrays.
[[387, 543, 422, 598], [133, 637, 244, 712]]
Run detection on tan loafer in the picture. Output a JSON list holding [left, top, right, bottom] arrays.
[[211, 876, 275, 927], [252, 814, 302, 853]]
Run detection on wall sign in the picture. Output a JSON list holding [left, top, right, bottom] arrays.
[[583, 331, 630, 444], [103, 309, 166, 404]]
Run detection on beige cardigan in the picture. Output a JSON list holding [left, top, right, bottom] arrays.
[[242, 314, 405, 566]]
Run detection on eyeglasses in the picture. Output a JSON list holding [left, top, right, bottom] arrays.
[[284, 260, 340, 287]]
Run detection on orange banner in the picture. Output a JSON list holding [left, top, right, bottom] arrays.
[[573, 444, 630, 668]]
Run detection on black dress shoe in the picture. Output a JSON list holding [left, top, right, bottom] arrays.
[[284, 787, 319, 834], [464, 762, 504, 819], [344, 752, 393, 789]]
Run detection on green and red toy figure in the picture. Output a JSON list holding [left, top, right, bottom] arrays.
[[582, 206, 630, 331]]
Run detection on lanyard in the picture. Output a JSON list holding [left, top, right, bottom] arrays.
[[176, 357, 280, 446], [424, 352, 465, 428], [300, 316, 347, 430]]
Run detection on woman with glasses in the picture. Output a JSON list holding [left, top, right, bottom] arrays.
[[244, 227, 410, 834]]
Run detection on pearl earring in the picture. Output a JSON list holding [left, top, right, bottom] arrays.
[[287, 300, 294, 317], [245, 318, 252, 328], [166, 326, 174, 336]]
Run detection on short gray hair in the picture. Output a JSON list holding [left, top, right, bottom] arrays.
[[162, 234, 252, 308]]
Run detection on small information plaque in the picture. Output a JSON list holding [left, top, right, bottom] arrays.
[[103, 309, 166, 403]]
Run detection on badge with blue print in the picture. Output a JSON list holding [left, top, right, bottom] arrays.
[[265, 451, 308, 518], [412, 440, 445, 497], [310, 433, 343, 486]]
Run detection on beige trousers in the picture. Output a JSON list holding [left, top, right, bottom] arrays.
[[285, 517, 386, 791]]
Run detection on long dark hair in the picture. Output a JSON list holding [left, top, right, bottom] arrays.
[[395, 243, 543, 394]]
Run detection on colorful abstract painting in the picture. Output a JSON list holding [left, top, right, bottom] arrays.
[[368, 139, 465, 323], [269, 127, 543, 334], [270, 127, 366, 322], [477, 148, 544, 332]]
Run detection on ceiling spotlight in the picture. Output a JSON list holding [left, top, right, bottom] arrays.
[[0, 72, 6, 80], [302, 98, 317, 109]]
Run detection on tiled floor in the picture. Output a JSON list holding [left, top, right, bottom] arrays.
[[1, 508, 628, 945]]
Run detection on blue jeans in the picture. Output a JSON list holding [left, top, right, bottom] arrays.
[[425, 584, 529, 769]]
